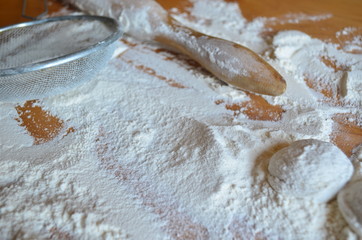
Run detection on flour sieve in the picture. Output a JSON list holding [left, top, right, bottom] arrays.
[[0, 15, 122, 102]]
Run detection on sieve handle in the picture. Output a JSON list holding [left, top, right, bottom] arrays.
[[22, 0, 48, 20]]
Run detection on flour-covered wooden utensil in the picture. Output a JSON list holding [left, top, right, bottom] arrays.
[[64, 0, 286, 96]]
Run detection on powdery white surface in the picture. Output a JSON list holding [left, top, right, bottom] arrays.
[[64, 0, 171, 41], [273, 30, 362, 104], [338, 181, 362, 238], [0, 0, 361, 239], [268, 139, 353, 203]]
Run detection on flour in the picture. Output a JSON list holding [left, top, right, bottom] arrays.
[[267, 139, 353, 203], [336, 27, 362, 53], [338, 180, 362, 238], [0, 0, 361, 239], [273, 30, 362, 104], [64, 0, 171, 41]]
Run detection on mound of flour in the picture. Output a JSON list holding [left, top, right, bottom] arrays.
[[268, 139, 353, 203]]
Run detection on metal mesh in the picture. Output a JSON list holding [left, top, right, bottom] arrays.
[[0, 45, 116, 101], [0, 16, 120, 102]]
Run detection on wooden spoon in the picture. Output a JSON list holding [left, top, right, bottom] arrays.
[[64, 0, 286, 96]]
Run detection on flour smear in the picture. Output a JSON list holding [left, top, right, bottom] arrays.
[[0, 0, 361, 239]]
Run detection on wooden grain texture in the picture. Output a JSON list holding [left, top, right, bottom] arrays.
[[0, 0, 64, 27], [157, 0, 362, 41], [237, 0, 362, 43], [0, 0, 361, 156]]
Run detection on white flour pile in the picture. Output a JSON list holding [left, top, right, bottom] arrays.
[[1, 0, 362, 239]]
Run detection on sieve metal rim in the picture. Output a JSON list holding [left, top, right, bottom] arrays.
[[0, 15, 122, 77]]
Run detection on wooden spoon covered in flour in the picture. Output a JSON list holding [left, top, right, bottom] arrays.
[[64, 0, 286, 96]]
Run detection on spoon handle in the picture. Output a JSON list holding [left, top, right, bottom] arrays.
[[155, 17, 286, 96]]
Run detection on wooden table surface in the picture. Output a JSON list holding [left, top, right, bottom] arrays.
[[0, 0, 361, 156]]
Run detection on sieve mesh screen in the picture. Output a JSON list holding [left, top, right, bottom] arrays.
[[0, 15, 121, 102]]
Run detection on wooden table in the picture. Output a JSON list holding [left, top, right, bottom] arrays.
[[1, 0, 361, 156]]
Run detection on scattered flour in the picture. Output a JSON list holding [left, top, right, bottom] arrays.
[[273, 30, 362, 104], [0, 0, 361, 239], [338, 180, 362, 238]]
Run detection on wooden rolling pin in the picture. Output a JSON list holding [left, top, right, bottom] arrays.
[[63, 0, 286, 96]]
